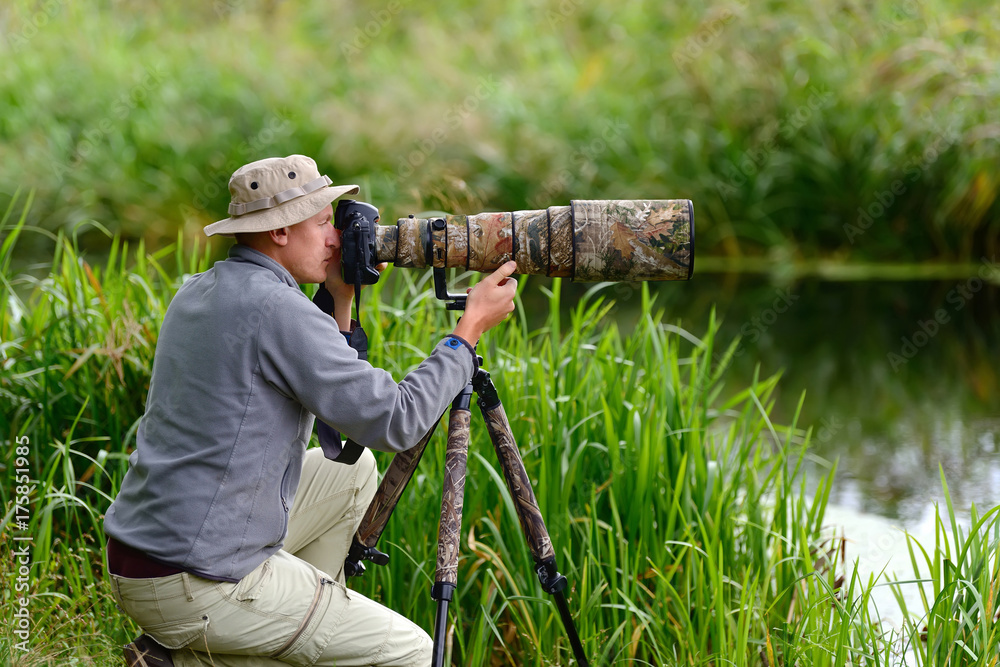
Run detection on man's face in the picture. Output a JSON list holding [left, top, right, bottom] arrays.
[[281, 204, 338, 284]]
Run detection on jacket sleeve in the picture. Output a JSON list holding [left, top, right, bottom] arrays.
[[256, 287, 477, 453]]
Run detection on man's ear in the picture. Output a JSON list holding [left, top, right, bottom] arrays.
[[268, 226, 291, 247]]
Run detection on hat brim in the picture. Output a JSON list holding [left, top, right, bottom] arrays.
[[204, 184, 361, 237]]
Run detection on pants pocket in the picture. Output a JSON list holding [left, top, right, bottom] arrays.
[[142, 615, 211, 651], [232, 559, 273, 602], [270, 576, 345, 666]]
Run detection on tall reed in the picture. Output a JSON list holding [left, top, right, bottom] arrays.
[[890, 470, 1000, 666], [2, 194, 998, 664]]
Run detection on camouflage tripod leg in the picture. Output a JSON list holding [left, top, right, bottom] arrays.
[[344, 421, 441, 577], [473, 367, 590, 667], [431, 382, 474, 667]]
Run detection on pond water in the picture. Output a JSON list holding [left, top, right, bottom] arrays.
[[540, 273, 1000, 528]]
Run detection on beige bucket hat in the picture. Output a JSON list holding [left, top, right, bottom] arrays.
[[204, 155, 359, 237]]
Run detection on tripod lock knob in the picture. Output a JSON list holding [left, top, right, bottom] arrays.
[[344, 538, 390, 577]]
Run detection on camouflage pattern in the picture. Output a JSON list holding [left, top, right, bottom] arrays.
[[481, 403, 555, 562], [445, 214, 470, 269], [572, 199, 692, 281], [394, 217, 426, 268], [467, 212, 513, 272], [547, 206, 574, 277], [375, 225, 395, 265], [435, 409, 471, 587], [513, 209, 549, 276], [465, 214, 484, 271], [373, 199, 693, 281], [355, 424, 437, 548], [377, 224, 398, 265]]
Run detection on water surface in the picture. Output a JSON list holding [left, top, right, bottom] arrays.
[[537, 274, 1000, 526]]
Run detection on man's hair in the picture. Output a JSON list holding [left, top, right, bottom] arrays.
[[234, 231, 270, 248]]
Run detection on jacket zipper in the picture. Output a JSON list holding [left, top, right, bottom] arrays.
[[270, 575, 332, 659]]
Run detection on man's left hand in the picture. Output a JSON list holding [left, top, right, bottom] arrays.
[[324, 249, 386, 331]]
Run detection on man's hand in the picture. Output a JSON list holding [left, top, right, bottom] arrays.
[[323, 242, 352, 300], [453, 261, 518, 345]]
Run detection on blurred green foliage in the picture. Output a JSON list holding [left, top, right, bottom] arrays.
[[1, 0, 998, 263]]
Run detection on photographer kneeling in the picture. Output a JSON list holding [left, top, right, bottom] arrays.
[[104, 155, 517, 667]]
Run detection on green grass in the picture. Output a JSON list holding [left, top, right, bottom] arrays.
[[1, 194, 998, 665], [1, 0, 998, 267], [890, 470, 1000, 666]]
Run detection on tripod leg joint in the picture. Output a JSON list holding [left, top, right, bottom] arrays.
[[431, 582, 456, 602], [344, 538, 390, 578], [535, 558, 568, 595]]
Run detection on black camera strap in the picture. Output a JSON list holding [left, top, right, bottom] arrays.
[[354, 270, 363, 328], [312, 282, 367, 465]]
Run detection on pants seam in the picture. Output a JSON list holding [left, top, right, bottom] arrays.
[[369, 611, 394, 664], [289, 487, 354, 518]]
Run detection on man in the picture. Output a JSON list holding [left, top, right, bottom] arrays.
[[104, 155, 518, 666]]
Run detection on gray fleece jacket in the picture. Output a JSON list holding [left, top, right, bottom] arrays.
[[103, 244, 476, 581]]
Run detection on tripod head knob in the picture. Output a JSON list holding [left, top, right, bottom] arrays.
[[472, 368, 501, 410]]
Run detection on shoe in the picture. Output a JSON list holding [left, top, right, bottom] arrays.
[[124, 633, 174, 667]]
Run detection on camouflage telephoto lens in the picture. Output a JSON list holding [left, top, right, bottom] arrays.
[[374, 200, 693, 281]]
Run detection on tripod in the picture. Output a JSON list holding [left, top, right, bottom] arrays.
[[344, 266, 590, 667]]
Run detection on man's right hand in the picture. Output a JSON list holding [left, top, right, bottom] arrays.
[[452, 261, 518, 345]]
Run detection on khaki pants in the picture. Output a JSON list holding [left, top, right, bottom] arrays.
[[108, 448, 432, 666]]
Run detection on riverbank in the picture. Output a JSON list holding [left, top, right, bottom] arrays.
[[694, 257, 1000, 282]]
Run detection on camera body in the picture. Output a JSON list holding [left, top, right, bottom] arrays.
[[334, 199, 382, 286]]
